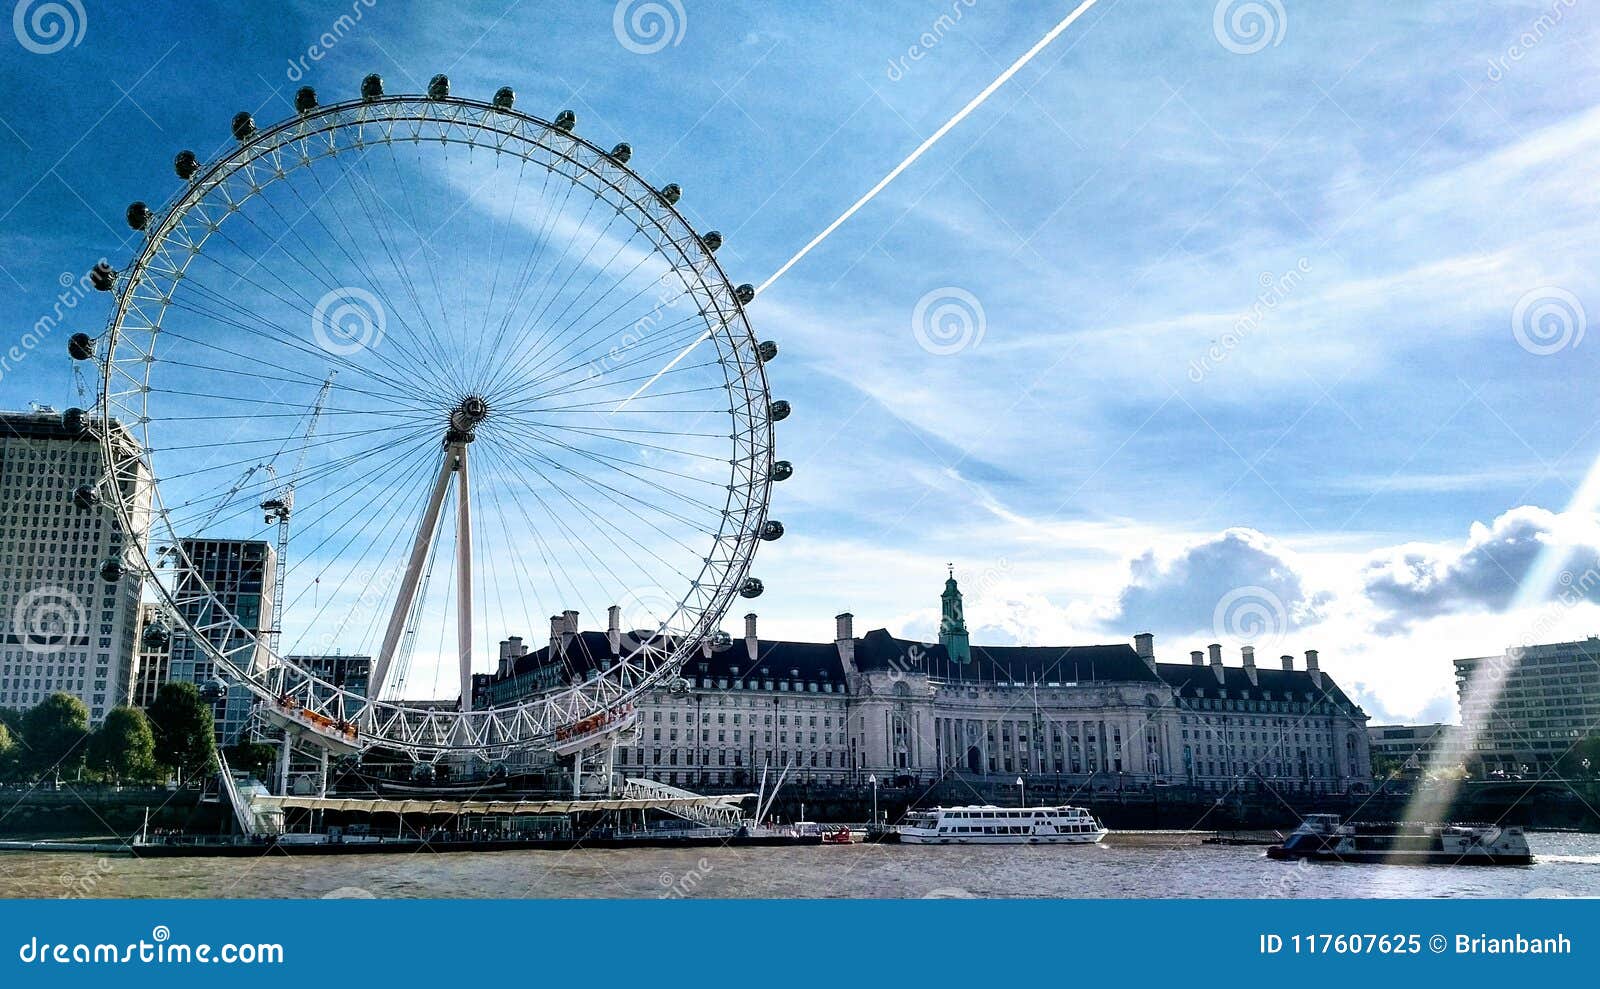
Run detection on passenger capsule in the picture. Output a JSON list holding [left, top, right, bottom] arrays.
[[554, 109, 576, 132], [72, 484, 99, 510], [294, 86, 318, 114], [768, 400, 791, 422], [99, 560, 124, 583], [141, 623, 171, 649], [701, 230, 722, 253], [427, 74, 450, 100], [659, 183, 681, 206], [173, 149, 199, 181], [769, 460, 793, 482], [231, 111, 255, 142], [361, 73, 384, 101], [668, 676, 690, 697], [125, 201, 151, 231], [734, 283, 755, 305], [709, 630, 732, 649], [89, 262, 116, 292], [199, 678, 228, 704], [609, 142, 632, 163], [760, 521, 784, 541], [756, 340, 778, 363], [62, 407, 87, 435], [67, 332, 94, 361], [492, 86, 516, 110], [739, 578, 765, 599]]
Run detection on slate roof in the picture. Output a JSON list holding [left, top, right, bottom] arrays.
[[1154, 661, 1357, 707]]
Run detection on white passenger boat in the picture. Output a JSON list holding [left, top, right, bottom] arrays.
[[898, 805, 1108, 845]]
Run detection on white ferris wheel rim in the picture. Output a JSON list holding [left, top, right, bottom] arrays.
[[94, 90, 776, 757]]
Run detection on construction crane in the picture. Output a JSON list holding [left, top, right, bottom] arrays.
[[260, 372, 335, 655]]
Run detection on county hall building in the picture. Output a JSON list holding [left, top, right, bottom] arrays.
[[476, 572, 1372, 794]]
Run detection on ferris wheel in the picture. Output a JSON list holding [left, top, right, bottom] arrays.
[[75, 74, 790, 758]]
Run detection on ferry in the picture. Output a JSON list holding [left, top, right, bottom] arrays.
[[1266, 814, 1533, 866], [898, 805, 1107, 845]]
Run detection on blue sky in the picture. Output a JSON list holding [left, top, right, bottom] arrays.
[[3, 0, 1600, 721]]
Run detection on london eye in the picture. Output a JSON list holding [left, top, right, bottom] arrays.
[[76, 75, 788, 759]]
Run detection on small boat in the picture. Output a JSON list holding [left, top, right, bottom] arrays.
[[821, 827, 856, 844], [1266, 814, 1533, 866], [897, 805, 1107, 845]]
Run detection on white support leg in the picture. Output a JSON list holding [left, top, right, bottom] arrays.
[[369, 447, 458, 702], [455, 443, 473, 714]]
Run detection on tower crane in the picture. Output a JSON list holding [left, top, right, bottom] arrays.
[[260, 372, 335, 656]]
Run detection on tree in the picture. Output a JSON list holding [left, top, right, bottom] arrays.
[[88, 706, 157, 783], [147, 682, 216, 785], [21, 693, 90, 782], [1556, 735, 1600, 778], [224, 740, 278, 782]]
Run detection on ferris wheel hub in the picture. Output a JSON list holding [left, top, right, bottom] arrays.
[[447, 394, 489, 442]]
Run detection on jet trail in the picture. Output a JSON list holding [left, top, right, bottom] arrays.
[[614, 0, 1104, 413]]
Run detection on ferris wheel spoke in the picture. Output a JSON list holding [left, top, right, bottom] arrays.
[[230, 178, 460, 394], [159, 419, 443, 537], [276, 433, 447, 650], [284, 162, 466, 387], [473, 445, 587, 626], [175, 244, 448, 396], [492, 412, 731, 464], [157, 283, 433, 400], [470, 156, 540, 389], [490, 300, 711, 402], [475, 441, 664, 616], [486, 193, 609, 380], [492, 431, 720, 554]]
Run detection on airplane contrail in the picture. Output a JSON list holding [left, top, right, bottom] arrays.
[[614, 0, 1104, 413]]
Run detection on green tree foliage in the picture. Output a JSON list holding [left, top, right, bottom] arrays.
[[88, 706, 158, 783], [21, 693, 90, 781], [224, 741, 278, 782], [147, 682, 216, 784]]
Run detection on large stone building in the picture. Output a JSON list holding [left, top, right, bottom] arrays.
[[477, 574, 1371, 794], [1455, 638, 1600, 774], [1367, 723, 1454, 775], [0, 410, 146, 723]]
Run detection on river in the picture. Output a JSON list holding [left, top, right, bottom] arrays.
[[5, 832, 1599, 899]]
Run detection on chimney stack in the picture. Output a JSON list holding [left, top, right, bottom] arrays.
[[607, 605, 622, 655], [1134, 632, 1155, 671], [1190, 650, 1204, 667], [1305, 648, 1322, 686], [1208, 642, 1224, 683], [549, 614, 564, 654], [836, 612, 854, 642], [1242, 645, 1257, 685], [744, 612, 759, 662], [1281, 654, 1294, 671]]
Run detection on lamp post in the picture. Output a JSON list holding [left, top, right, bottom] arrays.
[[867, 774, 879, 825], [1016, 775, 1026, 808]]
